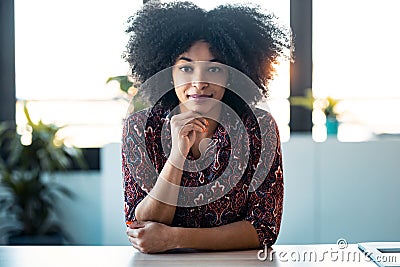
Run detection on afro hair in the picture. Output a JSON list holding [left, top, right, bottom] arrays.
[[125, 1, 292, 108]]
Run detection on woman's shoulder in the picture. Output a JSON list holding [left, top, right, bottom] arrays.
[[124, 108, 151, 126], [122, 109, 150, 143], [125, 105, 167, 126], [123, 106, 170, 141], [243, 107, 278, 131], [123, 108, 156, 139], [253, 107, 275, 122]]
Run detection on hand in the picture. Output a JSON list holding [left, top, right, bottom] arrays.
[[126, 221, 177, 254], [169, 111, 208, 161]]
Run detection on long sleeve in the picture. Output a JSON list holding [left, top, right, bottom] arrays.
[[122, 110, 156, 222], [244, 113, 284, 247]]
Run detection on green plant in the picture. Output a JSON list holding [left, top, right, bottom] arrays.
[[289, 88, 315, 111], [0, 104, 87, 242], [289, 88, 340, 119], [321, 96, 340, 118], [106, 75, 150, 112]]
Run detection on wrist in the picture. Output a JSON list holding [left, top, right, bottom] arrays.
[[168, 149, 187, 169], [171, 226, 185, 249]]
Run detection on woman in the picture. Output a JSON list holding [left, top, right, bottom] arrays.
[[122, 1, 291, 253]]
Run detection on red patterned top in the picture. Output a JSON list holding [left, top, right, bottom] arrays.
[[122, 105, 284, 247]]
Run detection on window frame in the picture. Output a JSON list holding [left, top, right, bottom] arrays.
[[289, 0, 313, 132]]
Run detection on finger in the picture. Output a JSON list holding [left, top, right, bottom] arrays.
[[171, 114, 207, 127], [175, 118, 208, 132], [184, 120, 207, 132], [127, 220, 145, 229], [183, 116, 208, 127], [170, 111, 208, 129], [131, 243, 142, 252], [189, 118, 208, 129], [126, 227, 142, 238], [179, 123, 206, 136], [128, 236, 142, 251], [200, 117, 209, 126], [127, 226, 146, 238], [172, 110, 203, 121]]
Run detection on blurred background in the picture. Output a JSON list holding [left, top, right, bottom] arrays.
[[0, 0, 399, 245]]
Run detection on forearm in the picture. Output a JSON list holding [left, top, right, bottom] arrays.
[[135, 158, 184, 224], [172, 220, 260, 251]]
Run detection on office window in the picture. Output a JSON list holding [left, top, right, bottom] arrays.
[[313, 0, 400, 142], [15, 0, 290, 147], [15, 0, 141, 147]]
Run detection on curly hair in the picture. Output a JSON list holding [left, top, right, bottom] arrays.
[[125, 1, 292, 109]]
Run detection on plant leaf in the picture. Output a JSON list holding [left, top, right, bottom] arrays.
[[106, 76, 133, 93]]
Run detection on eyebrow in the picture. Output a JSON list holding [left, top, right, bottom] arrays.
[[177, 56, 222, 63]]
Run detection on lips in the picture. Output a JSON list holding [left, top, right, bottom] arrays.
[[187, 94, 213, 100]]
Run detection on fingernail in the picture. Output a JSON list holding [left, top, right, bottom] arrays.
[[126, 221, 133, 226], [205, 119, 209, 126]]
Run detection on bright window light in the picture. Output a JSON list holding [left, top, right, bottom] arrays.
[[15, 0, 141, 147], [313, 0, 400, 142], [15, 0, 290, 147]]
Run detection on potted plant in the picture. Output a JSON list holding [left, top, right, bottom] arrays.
[[106, 75, 149, 113], [289, 88, 341, 135], [320, 96, 340, 135], [0, 103, 87, 245]]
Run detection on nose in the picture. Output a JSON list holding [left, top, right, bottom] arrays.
[[191, 80, 209, 90], [190, 67, 210, 90]]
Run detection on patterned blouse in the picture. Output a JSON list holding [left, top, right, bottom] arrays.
[[122, 104, 284, 247]]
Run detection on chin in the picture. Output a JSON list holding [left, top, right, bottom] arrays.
[[183, 98, 219, 114], [182, 103, 208, 115]]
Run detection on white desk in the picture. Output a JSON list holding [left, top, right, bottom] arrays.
[[0, 244, 381, 267]]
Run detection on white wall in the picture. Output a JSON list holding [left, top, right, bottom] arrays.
[[56, 171, 103, 245], [1, 136, 399, 245], [55, 144, 128, 245], [277, 136, 400, 245]]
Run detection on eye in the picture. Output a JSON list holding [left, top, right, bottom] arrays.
[[179, 66, 193, 73], [208, 66, 221, 73]]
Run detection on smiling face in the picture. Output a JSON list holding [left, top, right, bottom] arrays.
[[172, 41, 228, 114]]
